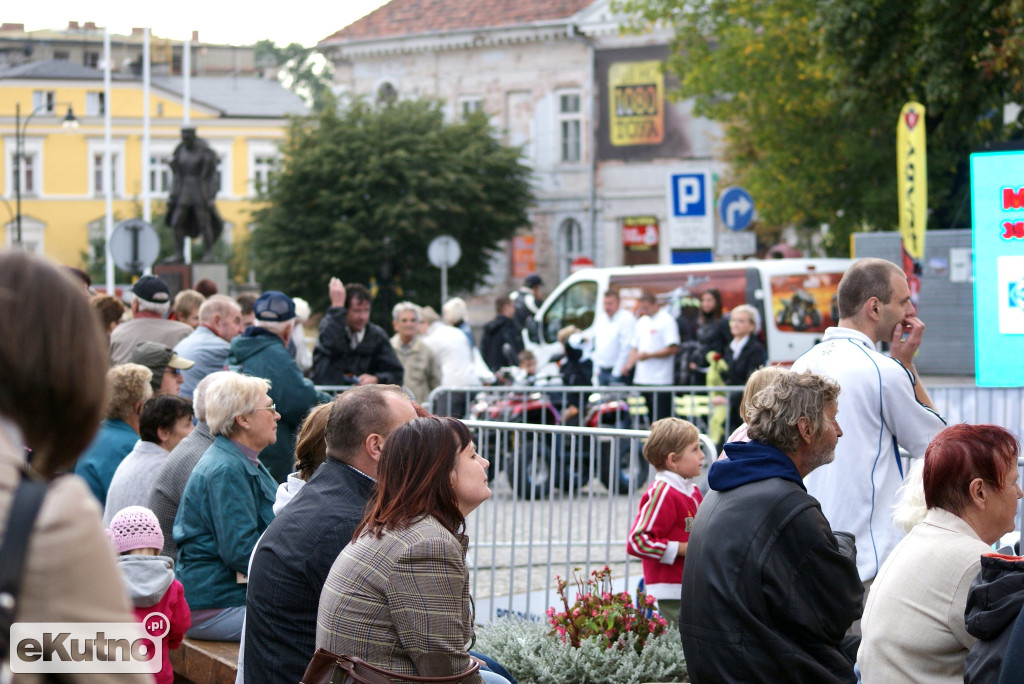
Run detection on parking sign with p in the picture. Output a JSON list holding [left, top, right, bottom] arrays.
[[666, 169, 714, 249]]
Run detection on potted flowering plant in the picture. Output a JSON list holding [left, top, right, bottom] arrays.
[[547, 566, 667, 653], [475, 567, 687, 684]]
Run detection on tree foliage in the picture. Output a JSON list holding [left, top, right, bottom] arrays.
[[618, 0, 1021, 254], [254, 39, 335, 112], [249, 99, 533, 323]]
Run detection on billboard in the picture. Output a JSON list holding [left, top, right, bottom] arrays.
[[970, 151, 1024, 387]]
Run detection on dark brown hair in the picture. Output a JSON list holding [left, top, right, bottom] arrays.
[[90, 294, 126, 332], [355, 416, 472, 540], [139, 395, 194, 444], [0, 252, 109, 475], [324, 384, 410, 462], [699, 288, 723, 321], [836, 258, 903, 319], [294, 402, 332, 481], [924, 424, 1019, 516], [345, 283, 372, 308]]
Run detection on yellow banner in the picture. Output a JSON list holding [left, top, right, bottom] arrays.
[[897, 102, 927, 260], [609, 60, 664, 146]]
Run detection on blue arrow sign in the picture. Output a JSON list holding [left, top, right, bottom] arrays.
[[718, 186, 755, 231]]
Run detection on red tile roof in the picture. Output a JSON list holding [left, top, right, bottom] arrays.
[[320, 0, 595, 45]]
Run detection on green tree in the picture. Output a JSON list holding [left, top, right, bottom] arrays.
[[249, 99, 534, 323], [255, 39, 335, 113], [619, 0, 1020, 254]]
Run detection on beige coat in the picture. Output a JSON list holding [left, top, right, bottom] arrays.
[[0, 429, 150, 684], [390, 334, 441, 404]]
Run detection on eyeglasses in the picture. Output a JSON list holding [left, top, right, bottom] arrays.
[[256, 403, 277, 413], [164, 368, 183, 377]]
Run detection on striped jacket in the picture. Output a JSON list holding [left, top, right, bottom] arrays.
[[627, 471, 702, 600], [316, 514, 482, 683]]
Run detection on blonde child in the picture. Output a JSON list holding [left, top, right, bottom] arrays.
[[107, 506, 191, 684], [626, 418, 705, 626]]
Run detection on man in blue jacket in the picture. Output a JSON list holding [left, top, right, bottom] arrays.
[[679, 371, 863, 683], [227, 291, 330, 482]]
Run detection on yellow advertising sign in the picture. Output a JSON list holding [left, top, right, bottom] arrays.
[[897, 102, 927, 260], [609, 60, 664, 147]]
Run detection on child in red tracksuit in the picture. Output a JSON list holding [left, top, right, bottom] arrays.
[[626, 418, 704, 626], [107, 506, 191, 684]]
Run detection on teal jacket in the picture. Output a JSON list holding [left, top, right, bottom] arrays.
[[227, 328, 330, 482], [173, 435, 277, 610], [74, 418, 138, 506]]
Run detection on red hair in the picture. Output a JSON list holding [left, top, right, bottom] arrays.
[[923, 424, 1019, 515], [354, 416, 472, 540]]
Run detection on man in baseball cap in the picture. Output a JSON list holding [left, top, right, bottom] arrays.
[[228, 291, 330, 482], [110, 275, 193, 365], [128, 341, 195, 396]]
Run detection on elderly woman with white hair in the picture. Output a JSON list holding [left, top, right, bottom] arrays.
[[173, 373, 280, 641], [723, 303, 767, 432]]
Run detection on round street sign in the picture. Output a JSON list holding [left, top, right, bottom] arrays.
[[428, 235, 461, 269], [718, 187, 755, 232], [109, 219, 160, 273]]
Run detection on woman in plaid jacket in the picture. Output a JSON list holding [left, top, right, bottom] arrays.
[[316, 417, 510, 683]]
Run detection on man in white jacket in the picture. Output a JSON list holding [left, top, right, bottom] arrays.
[[791, 257, 946, 587]]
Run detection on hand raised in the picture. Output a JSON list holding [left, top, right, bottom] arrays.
[[328, 277, 346, 308]]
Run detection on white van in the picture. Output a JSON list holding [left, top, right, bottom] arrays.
[[526, 258, 855, 368]]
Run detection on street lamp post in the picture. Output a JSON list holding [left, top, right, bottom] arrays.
[[13, 101, 78, 248]]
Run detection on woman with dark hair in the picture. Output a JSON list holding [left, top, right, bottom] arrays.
[[858, 424, 1023, 682], [0, 251, 150, 683], [688, 288, 731, 385], [317, 416, 507, 683]]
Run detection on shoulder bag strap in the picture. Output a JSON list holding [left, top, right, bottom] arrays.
[[0, 473, 48, 656]]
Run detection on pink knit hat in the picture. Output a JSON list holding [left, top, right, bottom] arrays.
[[107, 506, 164, 554]]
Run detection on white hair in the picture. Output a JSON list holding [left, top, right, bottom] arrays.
[[192, 370, 235, 423], [254, 318, 294, 336], [292, 297, 311, 323], [442, 297, 467, 325], [730, 304, 761, 335], [198, 295, 241, 325], [392, 301, 422, 321], [204, 373, 271, 437], [133, 294, 170, 317]]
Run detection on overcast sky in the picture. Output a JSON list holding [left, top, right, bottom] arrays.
[[8, 0, 390, 47]]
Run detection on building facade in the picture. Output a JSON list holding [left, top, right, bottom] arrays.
[[319, 0, 725, 296], [0, 60, 305, 270]]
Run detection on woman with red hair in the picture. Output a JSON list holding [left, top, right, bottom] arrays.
[[316, 416, 508, 683], [858, 424, 1022, 682]]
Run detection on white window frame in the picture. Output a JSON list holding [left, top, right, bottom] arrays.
[[556, 89, 583, 165], [247, 140, 281, 197], [559, 217, 584, 281], [375, 79, 399, 107], [4, 215, 46, 254], [32, 91, 55, 114], [86, 91, 106, 116], [148, 140, 176, 197], [87, 139, 126, 197], [4, 136, 43, 198], [458, 96, 484, 120]]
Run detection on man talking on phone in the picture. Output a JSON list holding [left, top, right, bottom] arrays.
[[791, 258, 945, 602]]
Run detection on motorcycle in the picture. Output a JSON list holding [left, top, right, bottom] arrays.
[[775, 289, 823, 331]]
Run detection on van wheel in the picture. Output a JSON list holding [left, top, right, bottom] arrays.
[[599, 439, 648, 495]]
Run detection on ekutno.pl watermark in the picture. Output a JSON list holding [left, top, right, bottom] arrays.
[[10, 612, 169, 674]]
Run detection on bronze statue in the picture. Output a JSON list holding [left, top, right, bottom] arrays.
[[164, 127, 224, 263]]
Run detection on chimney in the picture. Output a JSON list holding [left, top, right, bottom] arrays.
[[68, 21, 80, 30], [191, 30, 199, 43], [0, 23, 26, 33], [83, 22, 97, 31], [132, 27, 145, 37]]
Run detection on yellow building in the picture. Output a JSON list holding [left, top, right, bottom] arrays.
[[0, 60, 306, 269]]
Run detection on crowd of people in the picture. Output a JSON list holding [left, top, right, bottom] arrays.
[[4, 250, 1024, 684]]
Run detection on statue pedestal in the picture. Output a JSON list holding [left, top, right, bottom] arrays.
[[192, 263, 229, 296], [154, 264, 191, 298]]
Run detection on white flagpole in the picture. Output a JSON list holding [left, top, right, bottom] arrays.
[[183, 37, 192, 264], [103, 27, 115, 294], [142, 28, 152, 275]]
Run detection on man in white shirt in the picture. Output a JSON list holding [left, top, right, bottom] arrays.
[[590, 288, 636, 385], [623, 290, 680, 420], [791, 257, 945, 586]]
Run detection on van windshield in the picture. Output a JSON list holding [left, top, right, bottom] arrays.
[[541, 280, 598, 344]]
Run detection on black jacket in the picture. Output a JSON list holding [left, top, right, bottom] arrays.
[[245, 459, 375, 684], [311, 306, 404, 386], [680, 440, 863, 683], [964, 553, 1024, 684], [480, 314, 523, 371], [724, 337, 767, 428]]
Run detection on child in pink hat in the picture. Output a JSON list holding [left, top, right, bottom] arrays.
[[108, 506, 191, 684]]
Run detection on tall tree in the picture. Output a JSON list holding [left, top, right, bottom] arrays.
[[255, 39, 335, 112], [619, 0, 1020, 254], [249, 99, 533, 322]]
